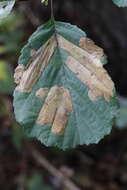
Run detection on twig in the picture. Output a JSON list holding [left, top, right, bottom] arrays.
[[19, 2, 40, 26], [50, 0, 54, 20], [31, 147, 81, 190]]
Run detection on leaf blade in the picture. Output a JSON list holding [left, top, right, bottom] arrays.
[[13, 20, 119, 150]]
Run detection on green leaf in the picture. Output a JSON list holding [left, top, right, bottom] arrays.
[[13, 20, 119, 150], [0, 12, 24, 53], [0, 60, 14, 94], [112, 0, 127, 7], [41, 0, 48, 6], [0, 0, 15, 20]]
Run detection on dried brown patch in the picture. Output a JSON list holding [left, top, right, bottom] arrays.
[[57, 34, 103, 68], [36, 88, 49, 99], [57, 34, 114, 101], [14, 35, 57, 92], [14, 64, 25, 84], [79, 37, 104, 59], [66, 56, 114, 101], [30, 49, 37, 57], [36, 86, 73, 135]]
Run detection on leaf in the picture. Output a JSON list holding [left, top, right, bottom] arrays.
[[112, 0, 127, 7], [0, 0, 15, 20], [0, 60, 14, 94], [0, 12, 24, 53], [13, 20, 119, 150], [41, 0, 48, 6]]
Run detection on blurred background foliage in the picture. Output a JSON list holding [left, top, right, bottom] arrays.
[[1, 0, 127, 190]]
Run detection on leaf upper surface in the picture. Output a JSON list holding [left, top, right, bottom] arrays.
[[13, 20, 118, 150]]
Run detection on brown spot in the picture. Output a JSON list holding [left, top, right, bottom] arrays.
[[15, 35, 57, 92], [36, 86, 59, 125], [30, 49, 37, 57], [36, 88, 49, 99], [52, 87, 73, 135], [66, 56, 114, 102], [36, 86, 73, 135], [57, 34, 103, 68], [57, 34, 114, 102], [14, 64, 25, 84], [79, 37, 104, 59]]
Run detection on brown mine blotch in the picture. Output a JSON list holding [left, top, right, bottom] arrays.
[[57, 34, 114, 101], [36, 88, 49, 99], [14, 64, 25, 84], [79, 37, 104, 59], [30, 49, 37, 57], [14, 35, 57, 92], [36, 86, 73, 136]]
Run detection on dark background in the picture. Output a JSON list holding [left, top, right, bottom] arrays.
[[0, 0, 127, 189]]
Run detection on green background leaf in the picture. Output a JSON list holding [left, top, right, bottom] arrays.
[[13, 20, 119, 150], [0, 60, 14, 94], [0, 0, 15, 20], [112, 0, 127, 7]]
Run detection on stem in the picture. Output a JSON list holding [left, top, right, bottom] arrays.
[[31, 146, 81, 190], [50, 0, 54, 20]]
